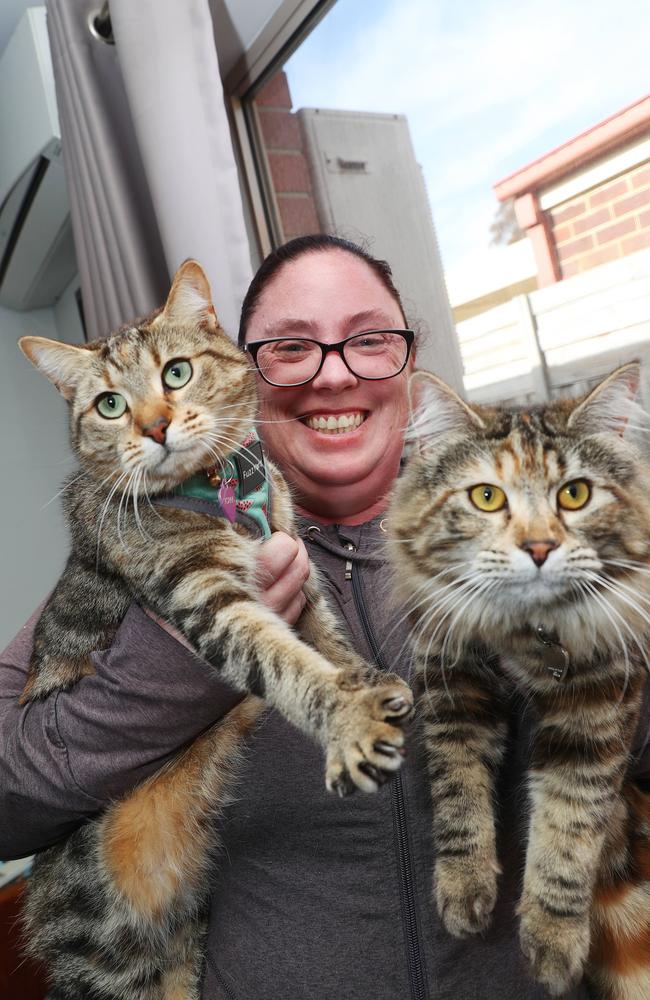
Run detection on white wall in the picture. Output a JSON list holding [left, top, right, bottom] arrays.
[[0, 278, 84, 649]]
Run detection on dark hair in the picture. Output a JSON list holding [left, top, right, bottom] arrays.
[[237, 234, 407, 347]]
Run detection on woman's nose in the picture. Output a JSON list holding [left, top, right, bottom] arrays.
[[311, 350, 358, 391]]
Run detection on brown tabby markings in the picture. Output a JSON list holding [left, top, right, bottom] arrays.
[[388, 366, 650, 998], [17, 260, 413, 1000]]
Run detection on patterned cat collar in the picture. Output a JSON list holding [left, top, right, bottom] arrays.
[[165, 429, 272, 540]]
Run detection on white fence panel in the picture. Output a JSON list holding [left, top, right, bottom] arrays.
[[456, 247, 650, 405]]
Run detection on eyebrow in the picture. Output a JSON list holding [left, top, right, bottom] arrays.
[[261, 310, 400, 340]]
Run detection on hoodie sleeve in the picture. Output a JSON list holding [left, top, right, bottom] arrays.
[[0, 602, 244, 860]]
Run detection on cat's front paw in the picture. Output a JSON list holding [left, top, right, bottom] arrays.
[[519, 898, 590, 996], [435, 854, 500, 937], [325, 676, 413, 795]]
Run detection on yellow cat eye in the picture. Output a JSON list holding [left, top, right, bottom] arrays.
[[469, 484, 507, 512], [95, 392, 127, 419], [557, 479, 591, 511], [163, 358, 193, 389]]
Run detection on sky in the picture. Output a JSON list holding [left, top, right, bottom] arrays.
[[284, 0, 650, 277]]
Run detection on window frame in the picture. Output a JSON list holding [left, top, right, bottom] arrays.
[[225, 0, 337, 260]]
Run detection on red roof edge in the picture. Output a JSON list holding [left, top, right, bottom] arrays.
[[493, 94, 650, 202]]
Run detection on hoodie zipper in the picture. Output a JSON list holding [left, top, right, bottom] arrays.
[[348, 549, 428, 1000]]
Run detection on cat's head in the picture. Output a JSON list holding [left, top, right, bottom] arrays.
[[390, 364, 650, 649], [19, 260, 257, 494]]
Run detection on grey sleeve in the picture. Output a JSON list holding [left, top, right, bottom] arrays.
[[0, 602, 244, 860]]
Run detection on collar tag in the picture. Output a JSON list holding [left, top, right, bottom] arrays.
[[535, 625, 570, 682], [219, 480, 237, 522]]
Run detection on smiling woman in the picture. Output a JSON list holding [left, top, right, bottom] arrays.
[[239, 234, 415, 523]]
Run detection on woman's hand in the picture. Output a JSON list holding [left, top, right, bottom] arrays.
[[256, 531, 310, 626], [144, 532, 309, 644]]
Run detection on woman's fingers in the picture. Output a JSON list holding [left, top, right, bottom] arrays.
[[256, 531, 310, 623]]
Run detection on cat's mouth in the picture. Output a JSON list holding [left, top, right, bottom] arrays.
[[299, 410, 368, 435]]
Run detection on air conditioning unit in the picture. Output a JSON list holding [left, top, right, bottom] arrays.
[[0, 7, 76, 311]]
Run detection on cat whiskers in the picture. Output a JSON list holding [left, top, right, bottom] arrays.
[[576, 579, 633, 701], [40, 470, 89, 510], [581, 572, 650, 684], [412, 573, 494, 702], [380, 563, 470, 654], [201, 431, 272, 489], [95, 470, 129, 569], [130, 467, 153, 542], [437, 579, 499, 700]]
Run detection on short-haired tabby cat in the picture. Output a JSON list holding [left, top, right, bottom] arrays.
[[17, 259, 413, 1000], [387, 366, 650, 999]]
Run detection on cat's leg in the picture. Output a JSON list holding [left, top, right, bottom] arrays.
[[518, 666, 645, 996], [417, 646, 508, 936], [588, 781, 650, 1000], [20, 554, 131, 703], [96, 501, 412, 793], [176, 593, 411, 794]]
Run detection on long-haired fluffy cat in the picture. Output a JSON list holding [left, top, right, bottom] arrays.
[[17, 259, 413, 1000], [387, 365, 650, 999]]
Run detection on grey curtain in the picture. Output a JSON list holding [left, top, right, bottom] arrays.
[[45, 0, 252, 341]]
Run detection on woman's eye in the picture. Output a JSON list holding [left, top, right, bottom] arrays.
[[163, 359, 193, 389], [469, 484, 507, 512], [557, 479, 591, 511], [95, 393, 127, 419]]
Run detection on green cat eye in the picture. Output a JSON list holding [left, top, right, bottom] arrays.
[[163, 358, 193, 389], [95, 392, 127, 419], [558, 479, 591, 511], [469, 484, 507, 512]]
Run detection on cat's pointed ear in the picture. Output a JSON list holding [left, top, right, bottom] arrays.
[[408, 370, 484, 447], [567, 363, 640, 438], [19, 336, 91, 400], [158, 259, 219, 332]]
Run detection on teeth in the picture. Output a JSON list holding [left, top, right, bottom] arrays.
[[305, 412, 365, 433]]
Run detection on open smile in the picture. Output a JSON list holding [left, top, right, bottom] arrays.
[[300, 410, 368, 435]]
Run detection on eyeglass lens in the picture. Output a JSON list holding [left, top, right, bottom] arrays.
[[255, 332, 409, 386]]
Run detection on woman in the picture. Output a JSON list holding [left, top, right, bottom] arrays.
[[0, 235, 643, 999]]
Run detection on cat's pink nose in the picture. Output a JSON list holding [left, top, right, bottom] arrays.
[[141, 416, 170, 445], [520, 539, 558, 567]]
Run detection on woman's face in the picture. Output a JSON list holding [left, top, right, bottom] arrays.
[[244, 250, 413, 521]]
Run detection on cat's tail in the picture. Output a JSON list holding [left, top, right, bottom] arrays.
[[589, 781, 650, 1000]]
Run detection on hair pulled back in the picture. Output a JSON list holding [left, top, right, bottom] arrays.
[[237, 234, 407, 346]]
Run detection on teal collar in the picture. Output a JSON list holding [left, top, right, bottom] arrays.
[[174, 429, 272, 539]]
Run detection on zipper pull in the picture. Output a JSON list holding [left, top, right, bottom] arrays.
[[344, 542, 355, 580]]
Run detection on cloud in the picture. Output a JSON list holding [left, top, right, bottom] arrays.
[[284, 0, 650, 269]]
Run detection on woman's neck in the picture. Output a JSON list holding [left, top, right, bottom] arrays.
[[295, 494, 389, 526]]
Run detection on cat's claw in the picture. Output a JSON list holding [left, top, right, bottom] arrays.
[[519, 902, 589, 996], [325, 675, 413, 794], [435, 856, 500, 937]]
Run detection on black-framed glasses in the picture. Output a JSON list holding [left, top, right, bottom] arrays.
[[244, 329, 414, 387]]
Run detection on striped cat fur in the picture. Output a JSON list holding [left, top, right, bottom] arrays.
[[17, 260, 413, 1000], [387, 366, 650, 998]]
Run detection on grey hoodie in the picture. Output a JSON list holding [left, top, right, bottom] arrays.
[[2, 516, 649, 999]]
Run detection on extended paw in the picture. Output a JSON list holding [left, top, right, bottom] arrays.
[[325, 676, 413, 795], [435, 855, 500, 937], [519, 898, 590, 996]]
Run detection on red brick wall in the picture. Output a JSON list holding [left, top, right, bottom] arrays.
[[253, 72, 321, 241], [550, 159, 650, 278]]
